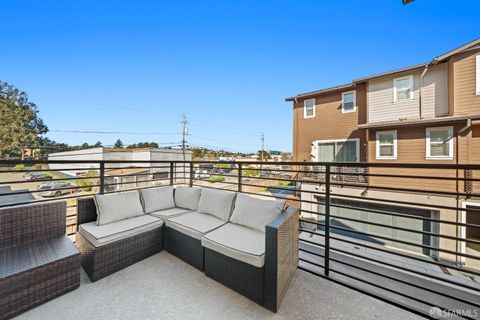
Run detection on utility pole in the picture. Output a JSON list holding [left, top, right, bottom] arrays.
[[260, 133, 265, 170], [181, 114, 188, 182], [181, 114, 188, 161]]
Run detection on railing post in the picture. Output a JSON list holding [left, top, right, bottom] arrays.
[[237, 163, 242, 192], [324, 164, 331, 276], [99, 162, 105, 194], [189, 162, 194, 187], [170, 162, 174, 186]]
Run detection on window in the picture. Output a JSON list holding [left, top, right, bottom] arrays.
[[393, 76, 413, 102], [342, 91, 356, 113], [376, 130, 397, 159], [315, 139, 359, 162], [476, 55, 480, 95], [426, 127, 453, 159], [304, 99, 315, 118]]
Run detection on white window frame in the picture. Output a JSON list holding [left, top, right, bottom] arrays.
[[311, 138, 360, 162], [393, 75, 414, 102], [376, 130, 397, 160], [304, 98, 316, 119], [476, 55, 480, 95], [342, 90, 356, 113], [425, 126, 454, 160]]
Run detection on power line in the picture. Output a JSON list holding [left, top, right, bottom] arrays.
[[49, 129, 182, 135]]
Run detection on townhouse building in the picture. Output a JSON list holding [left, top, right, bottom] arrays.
[[286, 38, 480, 268]]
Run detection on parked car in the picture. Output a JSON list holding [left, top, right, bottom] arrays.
[[38, 181, 73, 197], [25, 172, 53, 181]]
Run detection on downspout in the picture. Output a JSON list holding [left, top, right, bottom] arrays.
[[419, 64, 430, 119], [294, 97, 299, 162]]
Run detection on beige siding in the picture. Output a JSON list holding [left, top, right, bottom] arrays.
[[450, 48, 480, 116], [368, 64, 448, 123]]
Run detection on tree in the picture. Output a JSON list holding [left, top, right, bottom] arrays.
[[0, 81, 48, 158], [257, 150, 271, 161], [93, 141, 102, 147], [126, 142, 159, 149], [114, 139, 124, 148]]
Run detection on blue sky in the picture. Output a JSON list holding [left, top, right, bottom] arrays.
[[1, 0, 479, 153]]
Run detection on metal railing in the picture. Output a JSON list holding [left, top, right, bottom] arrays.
[[0, 159, 479, 318]]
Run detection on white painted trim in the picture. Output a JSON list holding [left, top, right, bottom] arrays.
[[393, 75, 414, 103], [375, 130, 397, 160], [342, 90, 357, 113], [460, 201, 480, 266], [304, 98, 316, 119], [311, 138, 360, 162], [476, 55, 480, 95], [425, 126, 454, 160]]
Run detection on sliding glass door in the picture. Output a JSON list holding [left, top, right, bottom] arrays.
[[316, 140, 358, 163]]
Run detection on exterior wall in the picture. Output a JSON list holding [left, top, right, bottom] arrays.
[[368, 63, 448, 123], [367, 123, 469, 192], [292, 84, 367, 162], [449, 48, 480, 116]]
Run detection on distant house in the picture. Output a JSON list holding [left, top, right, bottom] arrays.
[[48, 147, 193, 191]]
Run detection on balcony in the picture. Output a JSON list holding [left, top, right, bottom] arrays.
[[1, 160, 480, 319]]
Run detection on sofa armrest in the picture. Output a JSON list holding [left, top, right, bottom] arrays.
[[264, 205, 299, 312], [77, 197, 98, 227], [0, 201, 67, 249]]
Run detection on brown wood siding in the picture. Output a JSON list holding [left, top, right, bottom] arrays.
[[367, 123, 471, 193], [450, 48, 480, 116], [292, 85, 367, 162]]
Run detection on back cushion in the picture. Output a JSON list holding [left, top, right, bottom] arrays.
[[230, 193, 285, 232], [174, 186, 202, 211], [140, 186, 175, 213], [197, 188, 236, 221], [94, 191, 144, 225]]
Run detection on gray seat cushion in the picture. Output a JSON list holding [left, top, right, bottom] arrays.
[[79, 215, 163, 247], [140, 186, 175, 213], [149, 207, 192, 219], [201, 223, 265, 268], [197, 188, 236, 221], [166, 211, 225, 240], [174, 186, 202, 211], [94, 190, 144, 225], [230, 193, 285, 232]]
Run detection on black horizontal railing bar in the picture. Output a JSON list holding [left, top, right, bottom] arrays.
[[329, 192, 480, 214], [0, 176, 173, 198], [327, 212, 480, 246], [329, 224, 480, 262], [329, 255, 480, 309], [240, 174, 327, 185], [329, 181, 475, 198], [299, 228, 327, 237], [0, 175, 101, 186], [236, 182, 306, 194], [300, 212, 480, 257], [328, 267, 468, 320], [300, 237, 326, 248], [299, 257, 325, 269], [299, 246, 325, 258], [330, 245, 480, 305], [3, 159, 480, 170], [301, 204, 480, 231], [331, 170, 480, 182], [0, 167, 100, 173], [300, 266, 435, 320], [320, 200, 480, 228], [329, 234, 480, 277], [0, 193, 94, 209]]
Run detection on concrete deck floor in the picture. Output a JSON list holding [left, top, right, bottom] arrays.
[[17, 251, 423, 320]]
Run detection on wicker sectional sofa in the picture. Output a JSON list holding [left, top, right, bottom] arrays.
[[0, 201, 81, 320], [76, 185, 299, 312]]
